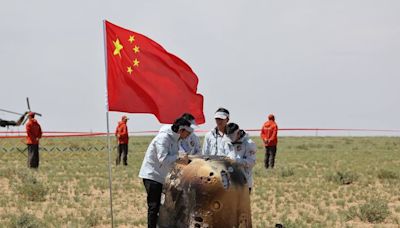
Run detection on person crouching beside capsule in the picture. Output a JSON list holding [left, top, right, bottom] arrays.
[[223, 122, 257, 193], [138, 117, 193, 228], [178, 113, 201, 155]]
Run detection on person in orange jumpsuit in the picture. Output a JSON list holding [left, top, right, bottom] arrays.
[[115, 115, 129, 166], [260, 114, 278, 169], [26, 112, 42, 168]]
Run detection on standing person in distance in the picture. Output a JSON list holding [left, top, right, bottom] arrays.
[[26, 112, 42, 169], [115, 115, 129, 166], [139, 117, 193, 228], [260, 114, 278, 169], [202, 107, 230, 156]]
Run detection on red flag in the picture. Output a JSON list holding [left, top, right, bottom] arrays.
[[105, 21, 205, 124]]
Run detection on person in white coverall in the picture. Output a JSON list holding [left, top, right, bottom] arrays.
[[179, 113, 201, 155], [158, 113, 201, 155], [223, 122, 257, 193], [202, 107, 230, 156], [139, 117, 193, 228]]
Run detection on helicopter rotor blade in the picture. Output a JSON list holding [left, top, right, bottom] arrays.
[[0, 108, 23, 116], [26, 97, 31, 111]]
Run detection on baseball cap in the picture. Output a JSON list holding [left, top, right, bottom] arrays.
[[179, 125, 194, 133]]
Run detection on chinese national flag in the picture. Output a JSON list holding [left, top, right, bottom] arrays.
[[105, 21, 205, 124]]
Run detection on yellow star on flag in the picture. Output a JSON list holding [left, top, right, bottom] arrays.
[[127, 66, 133, 74], [133, 45, 140, 53], [128, 35, 135, 43], [113, 38, 123, 57], [133, 58, 140, 67]]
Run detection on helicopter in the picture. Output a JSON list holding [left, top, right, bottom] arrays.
[[0, 97, 42, 127]]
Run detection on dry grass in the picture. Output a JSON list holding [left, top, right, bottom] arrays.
[[0, 136, 399, 227]]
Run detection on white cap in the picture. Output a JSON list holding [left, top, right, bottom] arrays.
[[179, 125, 194, 133], [187, 119, 199, 129], [214, 111, 229, 119]]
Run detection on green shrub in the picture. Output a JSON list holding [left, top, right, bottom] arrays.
[[280, 217, 297, 228], [326, 171, 358, 185], [279, 167, 295, 178], [325, 144, 334, 149], [84, 211, 100, 227], [0, 167, 16, 178], [12, 170, 48, 202], [359, 199, 390, 223], [9, 213, 44, 228], [377, 169, 398, 180], [295, 144, 309, 150], [340, 206, 358, 221]]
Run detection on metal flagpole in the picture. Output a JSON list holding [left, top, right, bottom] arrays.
[[105, 111, 114, 228], [102, 20, 114, 228]]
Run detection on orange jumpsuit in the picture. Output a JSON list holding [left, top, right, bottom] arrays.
[[260, 117, 278, 169], [260, 120, 278, 146], [26, 118, 42, 168], [115, 120, 129, 165]]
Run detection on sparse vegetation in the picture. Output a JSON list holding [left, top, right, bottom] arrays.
[[0, 136, 399, 227], [359, 199, 390, 223], [278, 167, 294, 178], [377, 169, 398, 180], [11, 169, 48, 202], [84, 211, 101, 227], [9, 213, 44, 228], [340, 206, 358, 222], [325, 171, 358, 185]]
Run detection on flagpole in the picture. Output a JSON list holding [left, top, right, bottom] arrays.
[[105, 111, 114, 228], [102, 20, 114, 228]]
